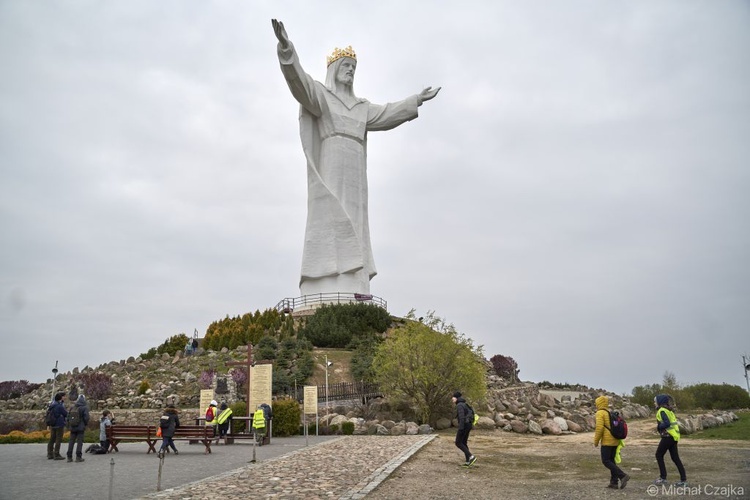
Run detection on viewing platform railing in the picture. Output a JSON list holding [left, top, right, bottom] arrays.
[[275, 293, 387, 314]]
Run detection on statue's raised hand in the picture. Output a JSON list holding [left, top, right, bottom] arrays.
[[418, 86, 441, 105], [272, 19, 290, 50]]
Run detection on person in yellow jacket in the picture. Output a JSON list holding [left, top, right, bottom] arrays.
[[252, 406, 266, 446], [653, 394, 687, 486], [593, 395, 630, 489]]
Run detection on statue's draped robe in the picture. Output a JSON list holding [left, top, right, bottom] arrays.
[[277, 42, 419, 294]]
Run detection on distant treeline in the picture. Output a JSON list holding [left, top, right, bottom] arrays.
[[631, 371, 750, 409]]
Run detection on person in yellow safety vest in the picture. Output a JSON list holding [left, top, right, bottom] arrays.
[[252, 406, 266, 446], [215, 402, 233, 443], [653, 394, 688, 487]]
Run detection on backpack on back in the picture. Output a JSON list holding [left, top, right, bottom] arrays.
[[465, 403, 478, 426], [206, 407, 215, 422], [159, 415, 171, 429], [67, 405, 81, 428], [605, 410, 628, 439], [44, 404, 56, 427]]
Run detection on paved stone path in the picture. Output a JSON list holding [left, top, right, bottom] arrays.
[[144, 435, 435, 500]]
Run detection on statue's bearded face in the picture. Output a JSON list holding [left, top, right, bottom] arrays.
[[336, 58, 356, 86]]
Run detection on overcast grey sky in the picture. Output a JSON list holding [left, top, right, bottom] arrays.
[[1, 1, 748, 395]]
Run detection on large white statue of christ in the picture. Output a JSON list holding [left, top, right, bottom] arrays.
[[272, 19, 440, 297]]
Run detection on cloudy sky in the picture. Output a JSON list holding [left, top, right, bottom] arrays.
[[1, 1, 748, 396]]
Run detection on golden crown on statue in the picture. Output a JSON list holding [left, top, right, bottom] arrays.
[[326, 46, 357, 66]]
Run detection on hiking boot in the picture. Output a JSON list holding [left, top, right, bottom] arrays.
[[66, 457, 73, 463], [47, 455, 54, 460], [607, 484, 619, 489], [54, 455, 65, 460], [620, 474, 630, 489], [75, 457, 85, 463], [654, 478, 668, 485], [173, 450, 178, 455], [674, 481, 688, 487]]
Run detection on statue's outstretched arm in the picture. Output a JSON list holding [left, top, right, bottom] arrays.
[[271, 19, 291, 50], [417, 86, 441, 105]]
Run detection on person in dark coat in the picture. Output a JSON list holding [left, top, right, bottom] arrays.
[[66, 394, 90, 462], [452, 391, 476, 467], [157, 405, 181, 457], [47, 392, 67, 460]]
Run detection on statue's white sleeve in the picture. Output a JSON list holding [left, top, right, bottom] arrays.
[[277, 42, 323, 117], [366, 95, 420, 131]]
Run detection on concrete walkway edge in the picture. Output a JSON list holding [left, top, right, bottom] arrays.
[[342, 435, 436, 500]]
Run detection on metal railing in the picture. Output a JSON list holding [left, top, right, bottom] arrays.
[[275, 293, 387, 314], [282, 381, 382, 403]]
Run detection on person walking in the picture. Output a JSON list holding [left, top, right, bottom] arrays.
[[157, 405, 180, 458], [65, 394, 90, 463], [452, 391, 476, 467], [653, 394, 688, 486], [47, 392, 67, 460], [594, 395, 630, 489]]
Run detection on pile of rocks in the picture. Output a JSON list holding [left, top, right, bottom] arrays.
[[320, 413, 433, 436], [0, 347, 251, 412], [317, 386, 739, 437]]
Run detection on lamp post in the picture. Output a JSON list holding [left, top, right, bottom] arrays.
[[325, 355, 333, 415], [51, 361, 59, 403]]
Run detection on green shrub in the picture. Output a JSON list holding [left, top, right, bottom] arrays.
[[230, 402, 247, 434], [137, 380, 150, 395], [272, 399, 301, 437], [342, 421, 355, 435], [298, 303, 390, 348]]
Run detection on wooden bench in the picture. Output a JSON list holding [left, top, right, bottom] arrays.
[[107, 425, 214, 454], [106, 425, 158, 454]]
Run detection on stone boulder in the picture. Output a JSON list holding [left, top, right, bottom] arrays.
[[475, 416, 496, 430], [418, 424, 433, 434], [390, 423, 406, 435], [495, 417, 511, 428], [528, 420, 543, 435], [381, 419, 396, 429], [565, 419, 583, 433], [405, 422, 420, 435], [510, 420, 528, 433], [434, 417, 452, 430], [541, 419, 562, 435], [701, 414, 720, 429], [553, 416, 568, 431], [368, 424, 389, 435], [330, 414, 349, 427]]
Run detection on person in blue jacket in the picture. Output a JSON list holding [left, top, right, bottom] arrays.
[[47, 392, 67, 460], [653, 394, 687, 486]]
